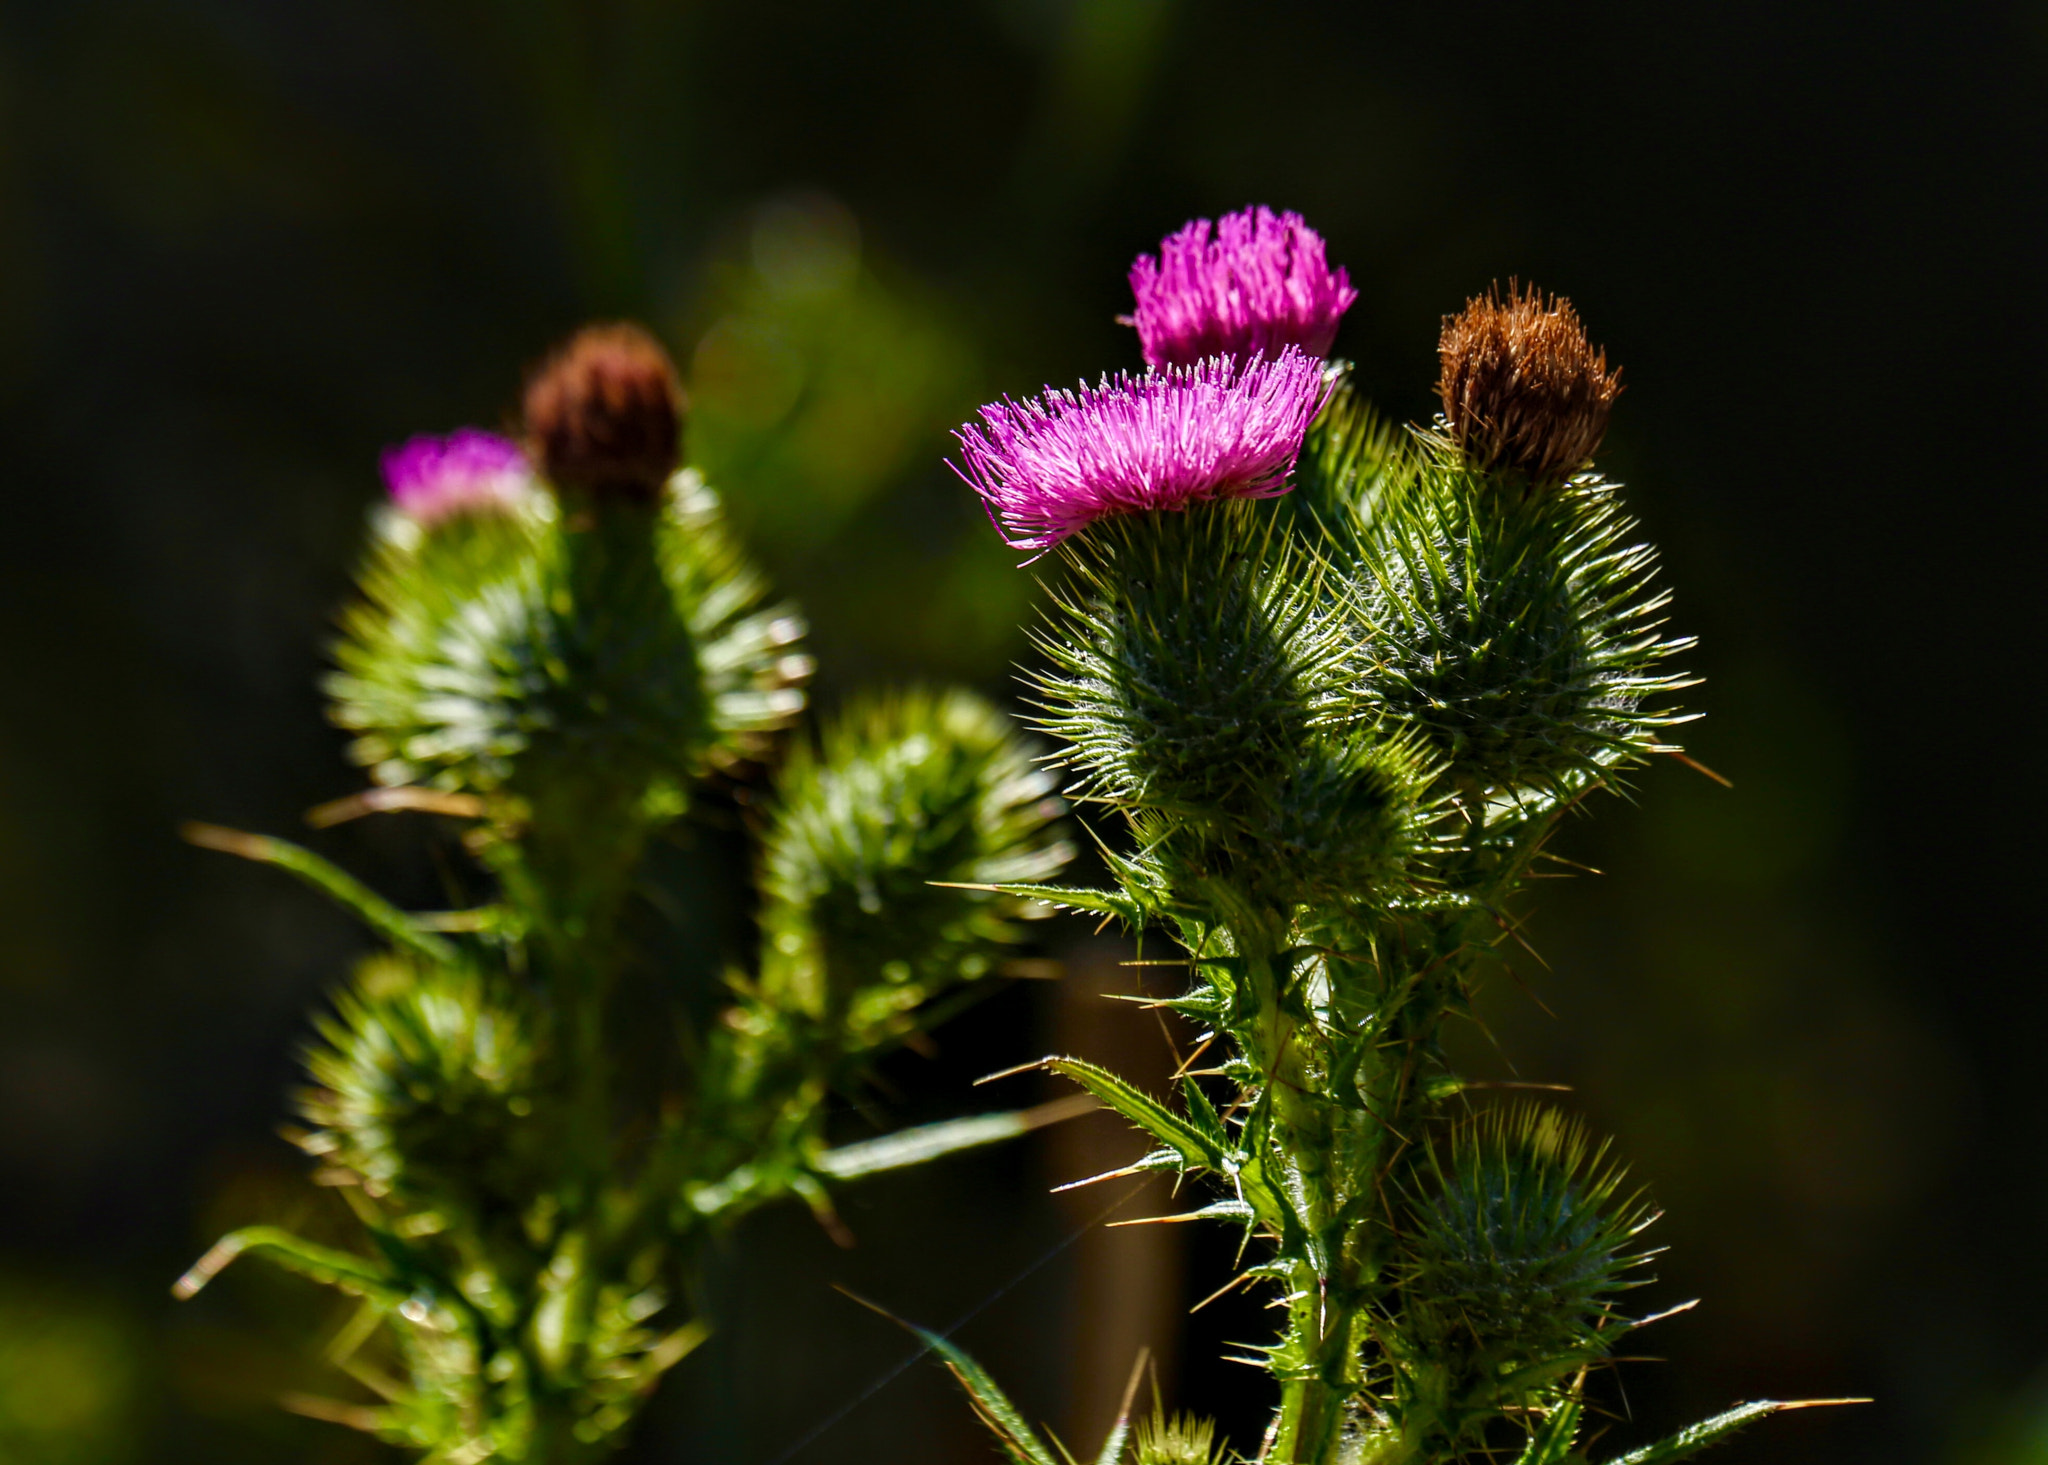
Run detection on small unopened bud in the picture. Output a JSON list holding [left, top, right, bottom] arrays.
[[523, 323, 684, 502], [1436, 283, 1621, 483]]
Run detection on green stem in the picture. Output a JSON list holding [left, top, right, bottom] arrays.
[[1254, 898, 1479, 1465], [1230, 916, 1354, 1465]]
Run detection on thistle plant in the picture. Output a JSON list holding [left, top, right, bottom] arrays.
[[929, 209, 1855, 1465], [177, 323, 1075, 1462]]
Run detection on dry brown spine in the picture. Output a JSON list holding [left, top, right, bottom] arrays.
[[1436, 282, 1622, 484], [523, 322, 684, 503]]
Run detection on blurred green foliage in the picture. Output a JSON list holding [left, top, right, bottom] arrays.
[[0, 1280, 142, 1465], [0, 1, 2041, 1463]]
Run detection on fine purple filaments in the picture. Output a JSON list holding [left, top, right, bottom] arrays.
[[1127, 206, 1358, 369], [380, 429, 533, 524], [952, 348, 1327, 555]]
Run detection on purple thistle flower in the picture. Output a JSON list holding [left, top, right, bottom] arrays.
[[1127, 206, 1358, 369], [380, 429, 533, 524], [952, 348, 1327, 555]]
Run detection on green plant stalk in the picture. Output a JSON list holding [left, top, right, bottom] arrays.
[[1261, 916, 1469, 1465], [1225, 914, 1338, 1465], [1232, 800, 1516, 1465]]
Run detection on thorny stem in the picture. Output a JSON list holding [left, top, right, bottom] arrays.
[[1249, 899, 1473, 1465]]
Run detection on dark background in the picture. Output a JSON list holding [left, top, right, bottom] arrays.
[[1, 2, 2043, 1461]]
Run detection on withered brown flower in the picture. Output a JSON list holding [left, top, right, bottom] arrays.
[[1436, 283, 1621, 484], [523, 323, 684, 502]]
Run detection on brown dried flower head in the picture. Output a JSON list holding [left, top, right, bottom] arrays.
[[1436, 283, 1621, 484], [523, 322, 684, 502]]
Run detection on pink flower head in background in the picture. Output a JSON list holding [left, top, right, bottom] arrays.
[[1127, 206, 1358, 368], [953, 347, 1327, 555], [380, 429, 533, 524]]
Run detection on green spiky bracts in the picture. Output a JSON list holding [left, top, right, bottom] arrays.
[[181, 324, 1072, 1462], [921, 222, 1839, 1465]]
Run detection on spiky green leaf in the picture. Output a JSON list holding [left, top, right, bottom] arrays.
[[902, 1322, 1062, 1465], [1605, 1401, 1863, 1465], [1513, 1395, 1584, 1465], [1047, 1057, 1223, 1172]]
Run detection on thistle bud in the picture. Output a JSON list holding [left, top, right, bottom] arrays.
[[1398, 1106, 1654, 1377], [1035, 503, 1337, 835], [523, 322, 684, 503], [1436, 284, 1620, 484], [1259, 732, 1438, 907], [1133, 1408, 1225, 1465], [299, 956, 546, 1215], [757, 689, 1070, 1021]]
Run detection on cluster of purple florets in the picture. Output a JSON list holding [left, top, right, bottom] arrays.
[[376, 205, 1352, 553], [955, 204, 1353, 554], [379, 427, 533, 525]]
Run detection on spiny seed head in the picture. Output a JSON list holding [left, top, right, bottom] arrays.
[[523, 322, 684, 502], [1437, 283, 1621, 484]]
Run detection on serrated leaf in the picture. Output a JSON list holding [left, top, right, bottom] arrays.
[[1046, 1057, 1223, 1171], [989, 882, 1145, 925], [1178, 1075, 1229, 1148], [1605, 1400, 1866, 1465], [1513, 1396, 1582, 1465], [1157, 985, 1226, 1019], [905, 1321, 1062, 1465], [1093, 1411, 1133, 1465]]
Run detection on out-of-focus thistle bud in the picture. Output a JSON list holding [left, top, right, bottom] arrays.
[[1134, 1407, 1226, 1465], [1398, 1106, 1656, 1386], [524, 322, 685, 504], [298, 956, 546, 1220], [1436, 283, 1621, 485], [757, 689, 1070, 1030]]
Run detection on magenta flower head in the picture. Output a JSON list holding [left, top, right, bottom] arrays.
[[1127, 206, 1358, 369], [952, 347, 1327, 555], [379, 429, 534, 524]]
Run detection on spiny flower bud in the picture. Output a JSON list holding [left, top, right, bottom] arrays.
[[523, 322, 684, 502], [1400, 1106, 1655, 1372], [299, 955, 544, 1211], [1134, 1408, 1225, 1465], [1436, 283, 1621, 484], [757, 689, 1070, 1019]]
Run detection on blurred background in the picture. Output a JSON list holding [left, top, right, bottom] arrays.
[[1, 1, 2043, 1461]]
